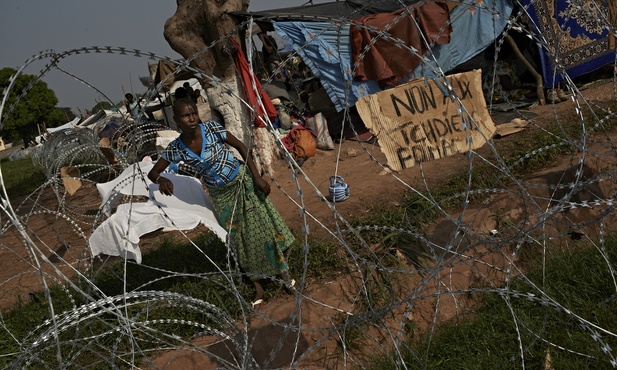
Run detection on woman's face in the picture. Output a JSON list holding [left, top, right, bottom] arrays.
[[174, 102, 199, 132]]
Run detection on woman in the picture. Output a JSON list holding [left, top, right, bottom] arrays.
[[148, 98, 294, 304]]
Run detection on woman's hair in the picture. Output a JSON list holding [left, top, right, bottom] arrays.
[[173, 97, 198, 115]]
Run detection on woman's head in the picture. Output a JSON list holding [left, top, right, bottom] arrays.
[[173, 97, 197, 114], [173, 98, 200, 131]]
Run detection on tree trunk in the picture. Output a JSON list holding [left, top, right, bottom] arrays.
[[163, 0, 251, 150], [164, 0, 279, 175]]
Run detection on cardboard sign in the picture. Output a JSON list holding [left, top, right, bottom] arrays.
[[356, 70, 495, 171]]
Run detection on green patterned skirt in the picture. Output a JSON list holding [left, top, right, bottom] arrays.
[[207, 164, 294, 279]]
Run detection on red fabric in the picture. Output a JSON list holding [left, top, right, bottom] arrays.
[[230, 38, 277, 127], [350, 0, 451, 87]]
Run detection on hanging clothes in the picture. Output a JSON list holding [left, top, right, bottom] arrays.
[[350, 0, 451, 87], [230, 38, 277, 127]]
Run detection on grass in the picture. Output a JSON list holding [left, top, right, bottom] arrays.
[[0, 229, 348, 368], [1, 99, 617, 367], [0, 233, 240, 368], [287, 236, 347, 282], [0, 157, 46, 197], [399, 100, 617, 224], [353, 100, 617, 361], [367, 237, 617, 369], [342, 101, 617, 367]]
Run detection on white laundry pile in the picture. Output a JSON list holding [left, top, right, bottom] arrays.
[[89, 161, 226, 263], [96, 161, 155, 216]]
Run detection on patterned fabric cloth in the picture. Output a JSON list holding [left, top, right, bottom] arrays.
[[230, 38, 277, 128], [208, 165, 294, 278], [521, 0, 616, 87], [304, 113, 334, 150], [161, 121, 239, 188]]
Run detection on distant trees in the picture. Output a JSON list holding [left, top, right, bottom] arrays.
[[91, 101, 113, 114], [0, 67, 66, 143], [59, 107, 76, 121]]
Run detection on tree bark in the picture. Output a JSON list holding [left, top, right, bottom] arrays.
[[164, 0, 249, 84], [164, 0, 250, 147], [164, 0, 279, 175]]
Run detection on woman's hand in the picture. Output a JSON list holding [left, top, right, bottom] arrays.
[[254, 177, 271, 196], [158, 176, 174, 196]]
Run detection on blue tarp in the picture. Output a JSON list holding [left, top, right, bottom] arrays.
[[274, 21, 380, 112], [273, 0, 514, 111]]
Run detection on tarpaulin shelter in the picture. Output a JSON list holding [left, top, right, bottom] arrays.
[[233, 0, 514, 111], [47, 116, 82, 133], [235, 0, 426, 26], [151, 59, 195, 90]]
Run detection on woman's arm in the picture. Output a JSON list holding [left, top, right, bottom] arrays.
[[148, 158, 174, 196], [259, 33, 275, 53], [225, 132, 271, 196]]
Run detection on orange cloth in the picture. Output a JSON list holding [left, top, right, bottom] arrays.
[[350, 0, 451, 87]]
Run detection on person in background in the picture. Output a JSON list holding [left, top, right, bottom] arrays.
[[124, 93, 141, 120], [148, 98, 295, 305], [258, 31, 281, 75], [183, 82, 197, 103], [174, 87, 189, 101], [192, 88, 206, 104], [481, 44, 535, 102], [38, 132, 47, 144]]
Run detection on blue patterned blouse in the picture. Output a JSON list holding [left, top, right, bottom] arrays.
[[161, 121, 240, 188]]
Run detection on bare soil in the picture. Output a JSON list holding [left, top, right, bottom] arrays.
[[1, 80, 616, 368]]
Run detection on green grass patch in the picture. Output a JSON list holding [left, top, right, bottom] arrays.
[[397, 102, 617, 230], [1, 157, 46, 197], [91, 232, 251, 319], [369, 237, 617, 369], [0, 232, 244, 368], [0, 229, 349, 368], [287, 236, 347, 282]]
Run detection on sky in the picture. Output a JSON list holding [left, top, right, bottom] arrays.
[[0, 0, 327, 116]]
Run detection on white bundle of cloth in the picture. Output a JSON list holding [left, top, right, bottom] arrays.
[[89, 161, 226, 263]]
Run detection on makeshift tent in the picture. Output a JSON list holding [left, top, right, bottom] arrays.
[[151, 59, 195, 90], [234, 0, 513, 111], [77, 110, 108, 128], [234, 0, 425, 26], [47, 116, 81, 133]]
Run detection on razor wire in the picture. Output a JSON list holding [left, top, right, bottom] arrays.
[[1, 0, 617, 368]]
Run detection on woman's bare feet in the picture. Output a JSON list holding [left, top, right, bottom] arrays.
[[280, 271, 295, 295], [252, 280, 265, 307]]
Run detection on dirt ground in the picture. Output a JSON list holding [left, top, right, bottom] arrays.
[[1, 80, 616, 368], [268, 79, 615, 235]]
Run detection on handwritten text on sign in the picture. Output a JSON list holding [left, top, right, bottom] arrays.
[[356, 70, 495, 171]]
